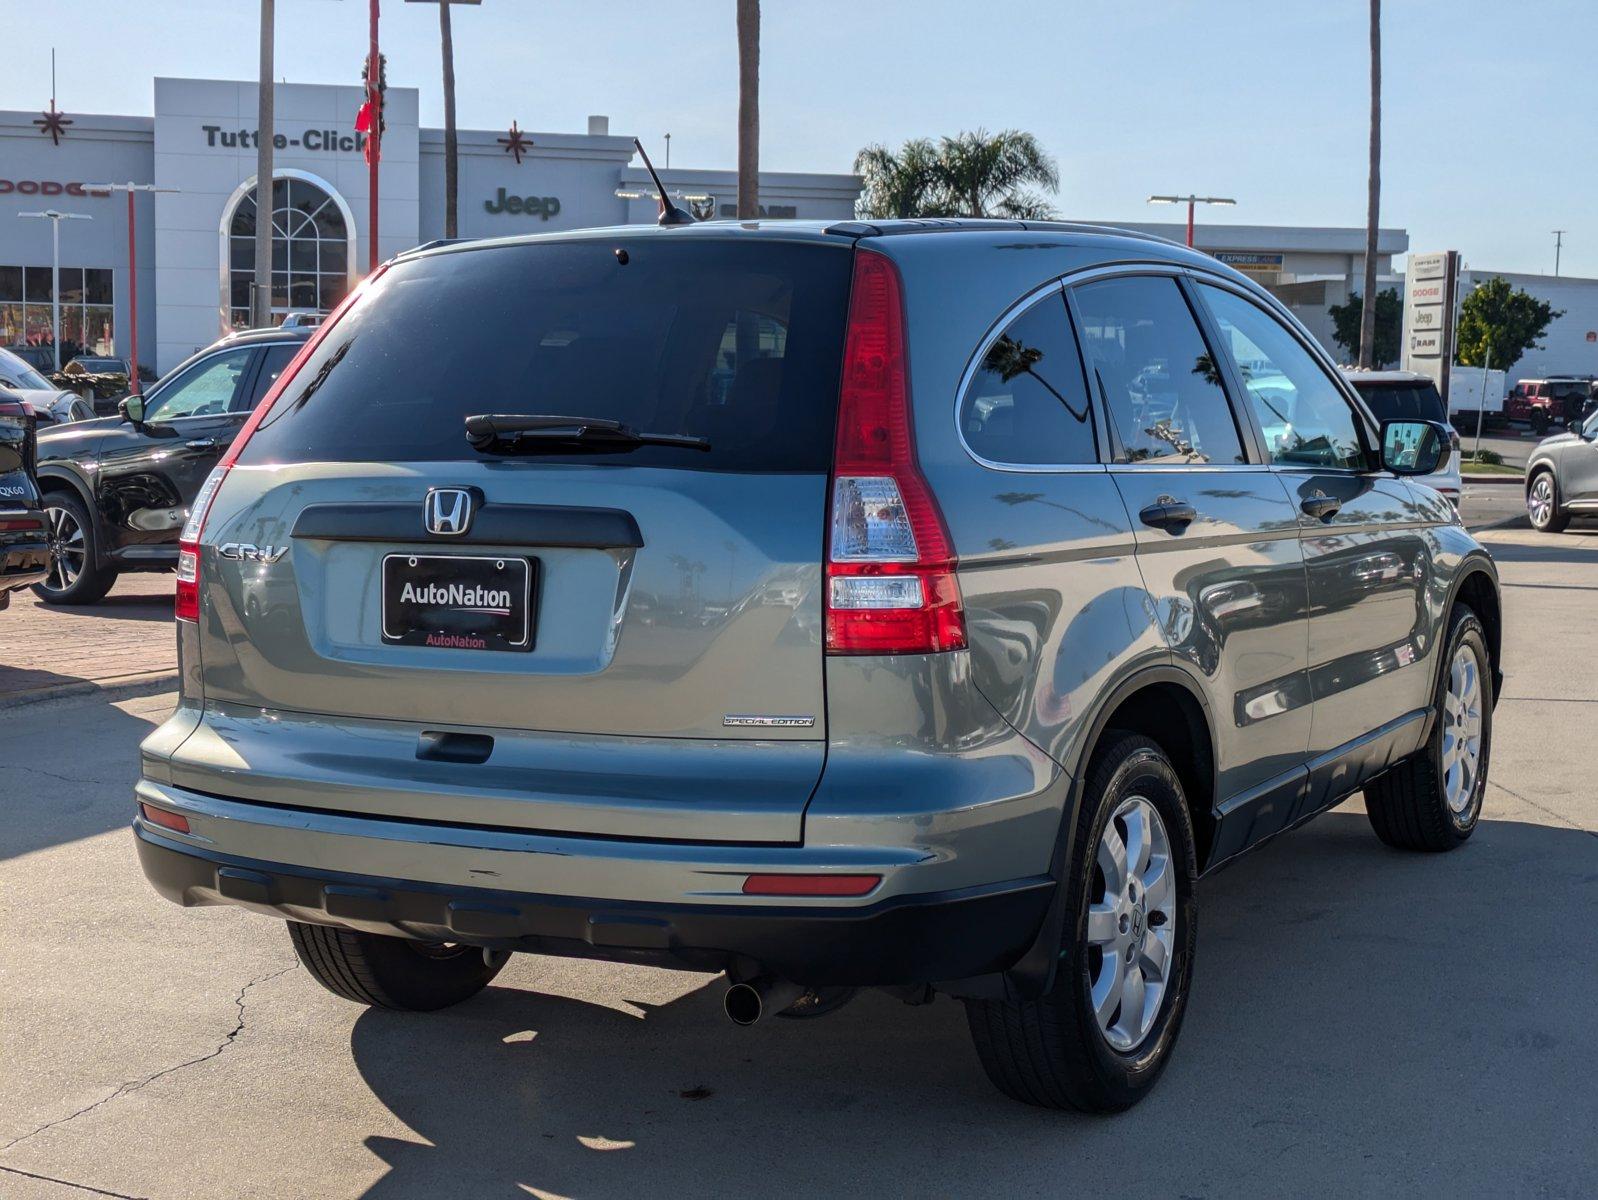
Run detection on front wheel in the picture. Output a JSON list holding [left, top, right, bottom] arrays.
[[287, 922, 505, 1011], [964, 732, 1198, 1112], [1526, 470, 1568, 533], [1364, 605, 1492, 851], [1530, 409, 1550, 436]]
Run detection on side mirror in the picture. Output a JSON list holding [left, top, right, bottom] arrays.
[[118, 395, 145, 425], [1380, 419, 1452, 476]]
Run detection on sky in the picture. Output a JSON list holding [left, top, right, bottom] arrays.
[[3, 0, 1590, 277]]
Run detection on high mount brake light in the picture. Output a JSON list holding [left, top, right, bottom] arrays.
[[824, 249, 965, 656], [175, 267, 387, 623]]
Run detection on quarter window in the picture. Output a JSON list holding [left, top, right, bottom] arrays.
[[1199, 284, 1367, 470], [959, 294, 1097, 465], [1073, 276, 1245, 465]]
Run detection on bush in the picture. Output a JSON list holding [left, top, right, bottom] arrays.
[[1467, 448, 1504, 466]]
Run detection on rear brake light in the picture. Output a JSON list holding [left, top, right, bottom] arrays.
[[825, 250, 965, 656], [0, 399, 27, 417], [0, 516, 44, 532], [139, 802, 190, 834], [174, 268, 387, 623], [741, 873, 881, 897]]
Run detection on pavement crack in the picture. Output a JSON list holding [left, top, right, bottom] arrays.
[[0, 763, 121, 788], [1489, 780, 1598, 838], [0, 963, 298, 1157], [0, 1164, 150, 1198]]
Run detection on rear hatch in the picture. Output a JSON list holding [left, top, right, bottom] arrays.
[[183, 234, 854, 842]]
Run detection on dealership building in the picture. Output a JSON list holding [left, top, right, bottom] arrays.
[[0, 77, 862, 373], [2, 73, 1451, 377]]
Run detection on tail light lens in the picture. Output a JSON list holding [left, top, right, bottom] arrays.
[[825, 250, 965, 655], [175, 268, 386, 623]]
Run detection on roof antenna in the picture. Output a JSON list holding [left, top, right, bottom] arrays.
[[633, 137, 694, 226]]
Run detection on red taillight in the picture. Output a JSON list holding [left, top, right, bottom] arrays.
[[174, 269, 387, 623], [741, 873, 881, 897], [0, 399, 27, 418], [0, 516, 44, 532], [825, 250, 965, 656], [139, 802, 190, 834]]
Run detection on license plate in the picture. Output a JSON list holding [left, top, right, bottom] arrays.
[[381, 554, 535, 652]]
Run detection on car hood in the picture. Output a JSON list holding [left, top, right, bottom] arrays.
[[35, 412, 123, 459]]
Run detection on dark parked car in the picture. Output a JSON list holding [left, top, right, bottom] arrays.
[[0, 396, 49, 610], [133, 220, 1501, 1113], [32, 326, 309, 603]]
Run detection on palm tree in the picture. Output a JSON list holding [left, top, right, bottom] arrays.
[[936, 129, 1059, 219], [1358, 0, 1381, 369], [736, 0, 759, 219], [853, 130, 1059, 220], [438, 0, 460, 239]]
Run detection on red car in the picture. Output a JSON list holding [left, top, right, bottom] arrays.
[[1506, 377, 1596, 434]]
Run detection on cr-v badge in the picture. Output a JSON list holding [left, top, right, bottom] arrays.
[[217, 543, 288, 563]]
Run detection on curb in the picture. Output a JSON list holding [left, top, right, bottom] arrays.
[[0, 669, 179, 711], [1461, 474, 1525, 487]]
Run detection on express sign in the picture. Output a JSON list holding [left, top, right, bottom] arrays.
[[0, 180, 106, 197]]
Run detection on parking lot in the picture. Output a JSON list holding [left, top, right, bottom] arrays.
[[0, 519, 1593, 1199]]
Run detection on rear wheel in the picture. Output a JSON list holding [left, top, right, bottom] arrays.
[[964, 732, 1198, 1112], [1364, 605, 1491, 851], [287, 922, 505, 1011], [33, 492, 117, 605], [1526, 469, 1568, 533]]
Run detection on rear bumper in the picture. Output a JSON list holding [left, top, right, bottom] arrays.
[[0, 534, 49, 593], [134, 821, 1053, 987]]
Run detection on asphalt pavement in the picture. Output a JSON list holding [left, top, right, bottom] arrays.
[[1, 523, 1594, 1199]]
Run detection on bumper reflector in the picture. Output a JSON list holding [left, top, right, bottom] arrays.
[[139, 802, 190, 834], [741, 873, 881, 897]]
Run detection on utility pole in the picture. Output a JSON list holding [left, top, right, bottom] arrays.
[[79, 183, 178, 395], [1147, 194, 1236, 248], [736, 0, 760, 219], [1553, 230, 1566, 277], [253, 0, 275, 328], [368, 0, 382, 270], [1358, 0, 1382, 369], [17, 210, 93, 371]]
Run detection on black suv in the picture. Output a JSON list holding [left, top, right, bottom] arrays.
[[0, 395, 49, 610], [33, 327, 309, 603]]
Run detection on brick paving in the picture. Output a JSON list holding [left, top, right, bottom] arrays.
[[0, 576, 176, 703]]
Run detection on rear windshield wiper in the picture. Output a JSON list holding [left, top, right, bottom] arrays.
[[464, 413, 710, 454]]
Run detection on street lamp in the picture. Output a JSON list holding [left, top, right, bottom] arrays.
[[1147, 194, 1236, 249], [17, 209, 93, 371], [79, 183, 178, 395]]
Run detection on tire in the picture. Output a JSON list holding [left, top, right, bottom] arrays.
[[964, 732, 1198, 1112], [1530, 409, 1550, 436], [1364, 605, 1492, 852], [287, 921, 505, 1011], [32, 492, 118, 605], [1526, 469, 1568, 533]]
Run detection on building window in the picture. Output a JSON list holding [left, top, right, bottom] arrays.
[[226, 176, 351, 329], [0, 266, 115, 357]]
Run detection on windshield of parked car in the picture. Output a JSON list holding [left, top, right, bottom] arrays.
[[235, 238, 855, 472], [0, 348, 55, 391], [1354, 381, 1446, 424]]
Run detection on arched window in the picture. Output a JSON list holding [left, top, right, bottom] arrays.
[[224, 174, 353, 329]]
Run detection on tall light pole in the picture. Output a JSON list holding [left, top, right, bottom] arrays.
[[254, 0, 275, 328], [79, 183, 177, 395], [17, 210, 93, 371], [1147, 194, 1236, 248], [1553, 230, 1566, 277]]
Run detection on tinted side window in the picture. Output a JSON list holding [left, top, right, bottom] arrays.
[[1073, 275, 1244, 465], [243, 343, 301, 410], [146, 348, 254, 422], [1198, 284, 1366, 470], [959, 294, 1097, 465]]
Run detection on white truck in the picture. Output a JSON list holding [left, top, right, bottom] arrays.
[[1447, 365, 1508, 431]]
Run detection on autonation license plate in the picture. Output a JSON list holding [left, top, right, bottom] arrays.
[[381, 554, 535, 652]]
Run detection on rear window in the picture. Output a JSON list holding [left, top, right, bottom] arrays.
[[236, 238, 853, 472], [1353, 381, 1445, 423]]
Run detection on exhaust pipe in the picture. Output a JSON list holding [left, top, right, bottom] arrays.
[[724, 976, 806, 1026]]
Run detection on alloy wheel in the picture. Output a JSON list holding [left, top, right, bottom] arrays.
[[1527, 475, 1555, 527], [1086, 794, 1177, 1053], [1441, 644, 1484, 816], [44, 503, 86, 594]]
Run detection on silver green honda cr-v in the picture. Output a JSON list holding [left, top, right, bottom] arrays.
[[135, 218, 1502, 1112]]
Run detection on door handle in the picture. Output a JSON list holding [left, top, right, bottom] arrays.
[[186, 438, 220, 451], [1139, 496, 1197, 532], [1300, 492, 1342, 521]]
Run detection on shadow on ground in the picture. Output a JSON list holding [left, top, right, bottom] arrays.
[[345, 811, 1598, 1198]]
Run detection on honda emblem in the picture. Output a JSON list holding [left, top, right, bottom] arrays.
[[424, 488, 475, 536]]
